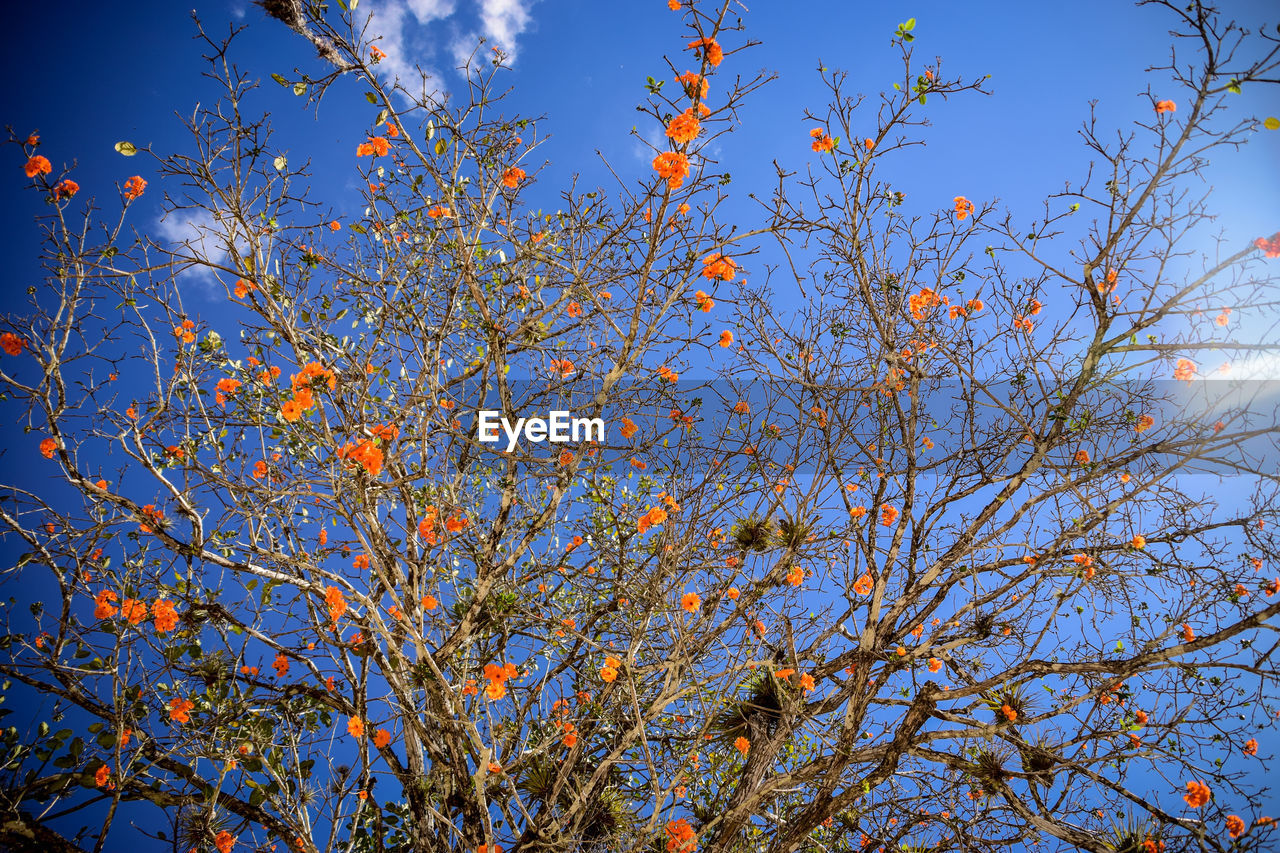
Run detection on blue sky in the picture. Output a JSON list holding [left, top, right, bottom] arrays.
[[2, 0, 1280, 847], [3, 0, 1277, 282]]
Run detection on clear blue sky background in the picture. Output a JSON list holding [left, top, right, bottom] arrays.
[[2, 0, 1280, 847]]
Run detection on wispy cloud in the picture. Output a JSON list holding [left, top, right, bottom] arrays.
[[365, 0, 535, 77], [154, 210, 238, 290], [478, 0, 532, 57], [366, 0, 535, 83], [365, 0, 454, 89]]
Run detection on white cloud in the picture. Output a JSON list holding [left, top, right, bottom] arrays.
[[154, 210, 239, 289], [478, 0, 532, 57], [406, 0, 456, 20], [366, 0, 451, 90]]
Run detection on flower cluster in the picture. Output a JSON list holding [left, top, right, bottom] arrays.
[[282, 361, 335, 421], [652, 152, 690, 190], [700, 253, 735, 281], [482, 662, 519, 700], [666, 818, 697, 853], [336, 438, 384, 478], [356, 136, 390, 157], [1254, 232, 1280, 258]]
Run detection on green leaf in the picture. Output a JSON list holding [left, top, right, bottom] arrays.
[[434, 138, 448, 156], [114, 141, 137, 157], [293, 82, 307, 96], [271, 73, 289, 86], [365, 91, 378, 104], [1227, 79, 1242, 94], [1264, 117, 1280, 131], [273, 156, 288, 171]]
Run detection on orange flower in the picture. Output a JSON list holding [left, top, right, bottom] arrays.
[[879, 504, 899, 527], [734, 736, 749, 755], [427, 205, 453, 219], [853, 573, 873, 595], [1255, 232, 1280, 258], [95, 764, 110, 787], [562, 731, 578, 748], [329, 220, 342, 231], [153, 599, 179, 632], [40, 437, 57, 459], [1131, 534, 1146, 549], [233, 278, 255, 299], [214, 831, 236, 853], [1000, 703, 1017, 722], [347, 716, 365, 738], [53, 179, 79, 199], [652, 152, 690, 189], [94, 590, 119, 620], [1226, 815, 1245, 839], [928, 657, 942, 673], [687, 36, 723, 67], [1244, 737, 1259, 756], [24, 156, 52, 178], [701, 253, 736, 281], [1135, 414, 1154, 434], [798, 672, 815, 692], [718, 330, 734, 348], [619, 417, 639, 439], [215, 377, 242, 407], [357, 136, 390, 157], [1182, 623, 1195, 642], [953, 196, 974, 221], [666, 817, 697, 853], [169, 696, 195, 723], [1074, 449, 1090, 464], [1183, 779, 1210, 808], [1174, 358, 1196, 382], [675, 71, 709, 100], [123, 176, 146, 200], [374, 728, 392, 748], [668, 0, 680, 9], [501, 166, 526, 187], [337, 439, 384, 478], [667, 111, 702, 145], [272, 653, 290, 677], [369, 44, 387, 61], [446, 514, 469, 533], [325, 586, 348, 622], [1154, 99, 1177, 114], [681, 592, 701, 612], [0, 332, 26, 356], [120, 598, 147, 625], [809, 128, 835, 153], [695, 289, 715, 312]]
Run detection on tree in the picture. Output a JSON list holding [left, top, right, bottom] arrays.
[[3, 1, 1280, 851]]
